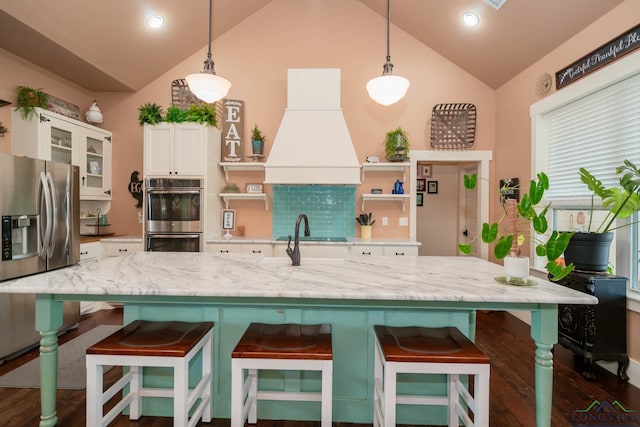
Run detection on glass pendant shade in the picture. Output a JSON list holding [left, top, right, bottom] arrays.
[[366, 74, 410, 106], [186, 72, 231, 103]]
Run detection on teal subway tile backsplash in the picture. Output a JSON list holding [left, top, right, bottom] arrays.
[[272, 185, 356, 238]]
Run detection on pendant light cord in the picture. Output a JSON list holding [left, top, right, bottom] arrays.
[[202, 0, 215, 74], [383, 0, 393, 75]]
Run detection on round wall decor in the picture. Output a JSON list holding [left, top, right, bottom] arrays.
[[535, 73, 553, 97]]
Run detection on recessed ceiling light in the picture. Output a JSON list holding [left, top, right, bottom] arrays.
[[147, 14, 164, 29], [463, 12, 479, 27]]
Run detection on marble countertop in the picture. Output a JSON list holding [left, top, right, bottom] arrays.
[[0, 253, 596, 305], [207, 237, 421, 246]]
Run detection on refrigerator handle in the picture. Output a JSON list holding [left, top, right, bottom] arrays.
[[45, 171, 58, 258], [38, 172, 52, 257]]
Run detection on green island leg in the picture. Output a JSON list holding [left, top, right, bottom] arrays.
[[35, 294, 64, 427], [530, 305, 558, 427]]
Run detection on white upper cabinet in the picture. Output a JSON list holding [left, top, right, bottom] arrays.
[[11, 108, 112, 200], [143, 123, 207, 177]]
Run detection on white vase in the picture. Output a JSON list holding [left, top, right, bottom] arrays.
[[504, 256, 529, 280]]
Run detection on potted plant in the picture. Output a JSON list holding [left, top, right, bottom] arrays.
[[16, 86, 49, 120], [458, 172, 575, 282], [565, 159, 640, 272], [0, 121, 7, 137], [137, 102, 164, 125], [384, 127, 409, 162], [251, 124, 265, 155]]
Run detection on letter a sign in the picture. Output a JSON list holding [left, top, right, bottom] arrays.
[[222, 99, 244, 162]]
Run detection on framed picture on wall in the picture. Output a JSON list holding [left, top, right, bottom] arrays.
[[416, 179, 426, 192], [417, 193, 424, 206], [419, 164, 432, 178], [222, 209, 236, 231], [427, 180, 438, 194]]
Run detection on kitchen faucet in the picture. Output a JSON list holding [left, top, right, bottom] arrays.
[[286, 214, 310, 266]]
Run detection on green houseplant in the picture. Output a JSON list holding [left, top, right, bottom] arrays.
[[16, 86, 49, 120], [0, 121, 7, 137], [251, 124, 265, 155], [564, 159, 640, 272], [458, 172, 575, 281], [138, 102, 164, 125], [384, 127, 409, 162]]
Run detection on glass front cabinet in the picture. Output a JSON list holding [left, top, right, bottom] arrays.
[[11, 107, 112, 200]]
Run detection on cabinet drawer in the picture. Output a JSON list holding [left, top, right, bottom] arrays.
[[102, 242, 142, 257], [80, 242, 100, 262], [241, 244, 273, 256], [351, 245, 384, 256], [383, 246, 418, 256], [206, 243, 242, 254]]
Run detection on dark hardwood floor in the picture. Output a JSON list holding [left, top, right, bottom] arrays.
[[0, 308, 637, 426]]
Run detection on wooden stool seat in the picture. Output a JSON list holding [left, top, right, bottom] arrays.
[[374, 325, 490, 427], [86, 320, 214, 427], [231, 323, 333, 427]]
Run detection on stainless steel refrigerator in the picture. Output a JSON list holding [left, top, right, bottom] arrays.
[[0, 153, 81, 362]]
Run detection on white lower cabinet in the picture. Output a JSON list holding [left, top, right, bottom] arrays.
[[383, 246, 419, 256], [101, 241, 142, 257], [273, 244, 348, 258], [351, 245, 385, 256], [206, 243, 242, 254], [241, 244, 273, 256]]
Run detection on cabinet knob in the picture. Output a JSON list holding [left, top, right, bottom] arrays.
[[362, 251, 372, 255], [220, 250, 229, 253], [80, 251, 88, 255], [252, 250, 262, 254], [395, 252, 405, 256], [118, 248, 128, 252]]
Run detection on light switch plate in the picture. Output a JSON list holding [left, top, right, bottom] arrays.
[[382, 217, 388, 226]]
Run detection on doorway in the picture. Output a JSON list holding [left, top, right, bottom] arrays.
[[409, 151, 492, 260]]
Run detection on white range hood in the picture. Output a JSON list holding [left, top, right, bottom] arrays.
[[264, 69, 361, 185]]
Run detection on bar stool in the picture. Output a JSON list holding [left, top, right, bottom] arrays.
[[373, 325, 490, 427], [231, 323, 333, 427], [85, 320, 214, 427]]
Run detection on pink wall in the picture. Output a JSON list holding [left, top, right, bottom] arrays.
[[495, 0, 640, 362], [94, 0, 495, 238]]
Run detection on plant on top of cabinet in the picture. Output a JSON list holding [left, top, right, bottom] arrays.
[[384, 127, 409, 162], [16, 86, 49, 120], [138, 102, 164, 125], [0, 122, 7, 137], [164, 106, 189, 123], [251, 124, 265, 155], [184, 103, 217, 126]]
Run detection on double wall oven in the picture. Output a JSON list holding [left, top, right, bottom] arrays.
[[144, 178, 203, 252]]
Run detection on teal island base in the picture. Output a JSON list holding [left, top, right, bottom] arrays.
[[123, 300, 477, 424]]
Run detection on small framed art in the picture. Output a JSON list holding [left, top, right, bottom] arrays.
[[427, 180, 438, 194], [416, 179, 426, 192], [419, 164, 432, 178], [417, 193, 424, 206], [222, 209, 236, 231]]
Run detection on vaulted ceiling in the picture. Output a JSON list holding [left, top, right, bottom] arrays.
[[0, 0, 626, 92]]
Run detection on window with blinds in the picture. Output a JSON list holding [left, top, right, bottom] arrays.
[[543, 72, 640, 201]]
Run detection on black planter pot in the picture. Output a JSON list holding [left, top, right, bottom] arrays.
[[563, 232, 613, 272]]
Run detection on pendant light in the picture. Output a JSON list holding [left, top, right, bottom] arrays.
[[366, 0, 409, 106], [186, 0, 231, 103]]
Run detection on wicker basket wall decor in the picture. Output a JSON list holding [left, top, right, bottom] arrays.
[[171, 79, 201, 109], [429, 103, 476, 149]]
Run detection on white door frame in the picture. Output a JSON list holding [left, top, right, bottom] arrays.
[[410, 150, 493, 260]]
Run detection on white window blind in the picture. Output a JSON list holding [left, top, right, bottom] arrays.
[[544, 72, 640, 201]]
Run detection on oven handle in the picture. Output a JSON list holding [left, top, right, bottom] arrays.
[[146, 189, 201, 195], [146, 234, 201, 239]]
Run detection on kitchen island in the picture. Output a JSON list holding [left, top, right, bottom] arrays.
[[0, 253, 597, 427]]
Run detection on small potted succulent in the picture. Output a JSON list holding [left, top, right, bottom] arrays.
[[251, 124, 265, 155], [384, 127, 409, 162], [458, 172, 575, 282]]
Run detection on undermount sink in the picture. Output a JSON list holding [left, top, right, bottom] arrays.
[[275, 236, 348, 242]]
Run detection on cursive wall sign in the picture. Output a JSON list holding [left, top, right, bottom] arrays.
[[556, 23, 640, 90]]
